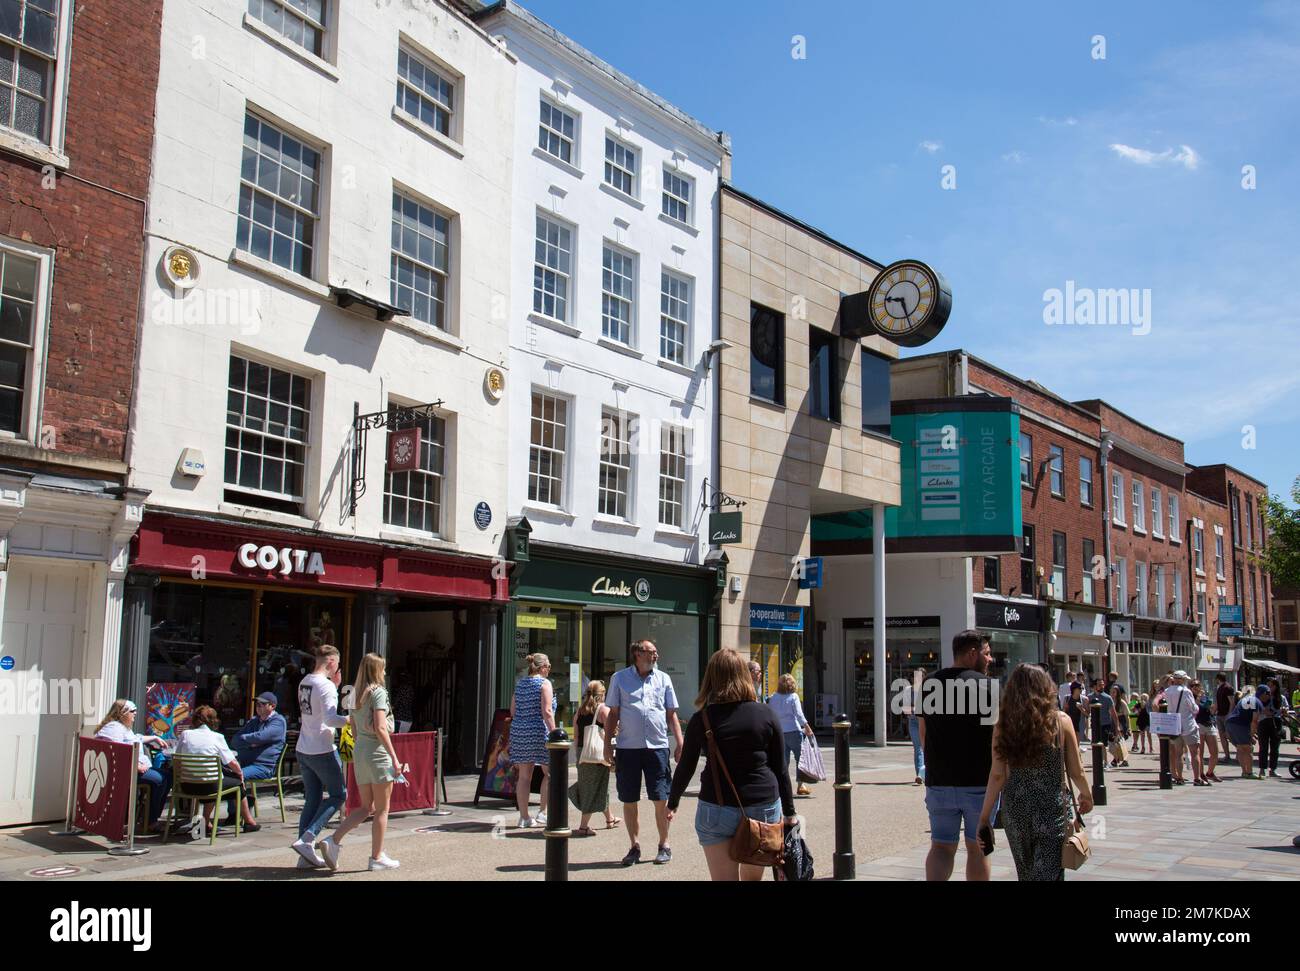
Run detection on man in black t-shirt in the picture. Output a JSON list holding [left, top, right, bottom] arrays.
[[917, 629, 995, 882]]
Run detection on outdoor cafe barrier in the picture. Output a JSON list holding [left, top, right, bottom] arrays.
[[65, 734, 148, 857], [345, 730, 441, 814]]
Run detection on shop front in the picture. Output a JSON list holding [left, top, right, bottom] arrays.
[[1108, 616, 1198, 696], [505, 546, 719, 728], [1196, 642, 1242, 689], [974, 596, 1043, 684], [748, 604, 805, 703], [843, 615, 942, 739], [1046, 605, 1109, 687], [122, 511, 507, 770]]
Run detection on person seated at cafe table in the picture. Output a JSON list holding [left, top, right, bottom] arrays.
[[231, 691, 286, 819], [95, 699, 171, 831], [176, 705, 259, 834]]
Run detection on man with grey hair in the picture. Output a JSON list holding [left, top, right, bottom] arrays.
[[604, 639, 683, 866], [749, 660, 765, 702]]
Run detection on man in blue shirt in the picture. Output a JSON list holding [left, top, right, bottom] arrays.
[[604, 639, 683, 867], [230, 692, 286, 824]]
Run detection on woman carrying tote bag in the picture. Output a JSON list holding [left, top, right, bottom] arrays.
[[666, 649, 797, 881], [569, 681, 620, 835], [977, 664, 1093, 880]]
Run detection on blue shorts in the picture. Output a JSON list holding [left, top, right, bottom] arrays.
[[925, 785, 989, 845], [614, 748, 671, 803], [694, 798, 781, 846]]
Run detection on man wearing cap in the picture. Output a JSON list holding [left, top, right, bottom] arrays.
[[1161, 671, 1204, 786], [231, 692, 287, 823]]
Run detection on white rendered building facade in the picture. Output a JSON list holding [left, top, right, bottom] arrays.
[[475, 2, 729, 714], [122, 0, 518, 766]]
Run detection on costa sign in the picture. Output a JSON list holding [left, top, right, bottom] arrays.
[[237, 543, 326, 577]]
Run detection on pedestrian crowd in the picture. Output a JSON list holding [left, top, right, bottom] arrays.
[[916, 637, 1294, 883]]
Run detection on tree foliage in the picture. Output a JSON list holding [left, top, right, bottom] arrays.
[[1255, 475, 1300, 589]]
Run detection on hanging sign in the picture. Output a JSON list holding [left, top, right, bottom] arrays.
[[709, 511, 742, 545], [388, 427, 422, 472]]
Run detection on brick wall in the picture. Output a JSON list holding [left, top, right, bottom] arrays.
[[967, 360, 1104, 608], [0, 0, 162, 466]]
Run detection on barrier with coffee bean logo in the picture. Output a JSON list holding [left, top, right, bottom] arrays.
[[70, 736, 136, 843]]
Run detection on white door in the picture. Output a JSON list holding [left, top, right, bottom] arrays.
[[0, 560, 91, 826]]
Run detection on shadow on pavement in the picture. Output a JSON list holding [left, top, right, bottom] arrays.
[[496, 860, 627, 874], [169, 864, 334, 880]]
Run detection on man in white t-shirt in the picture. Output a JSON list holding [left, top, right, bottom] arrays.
[[1161, 671, 1203, 786], [1057, 671, 1075, 710]]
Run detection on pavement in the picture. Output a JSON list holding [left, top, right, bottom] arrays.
[[2, 741, 1297, 881]]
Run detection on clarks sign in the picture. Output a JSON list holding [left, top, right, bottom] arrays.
[[237, 543, 325, 577], [591, 576, 650, 603], [709, 511, 741, 545]]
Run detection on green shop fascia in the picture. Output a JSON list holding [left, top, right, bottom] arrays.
[[500, 532, 722, 729]]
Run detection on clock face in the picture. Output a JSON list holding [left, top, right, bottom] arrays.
[[394, 439, 414, 463], [863, 260, 952, 346]]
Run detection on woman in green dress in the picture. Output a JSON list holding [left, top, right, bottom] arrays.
[[317, 653, 403, 872], [570, 680, 619, 836]]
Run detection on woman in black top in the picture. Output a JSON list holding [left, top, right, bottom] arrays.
[[667, 648, 796, 881]]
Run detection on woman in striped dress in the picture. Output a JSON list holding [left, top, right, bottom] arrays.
[[510, 653, 556, 829]]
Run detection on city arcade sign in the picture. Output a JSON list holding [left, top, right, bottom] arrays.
[[236, 543, 325, 578]]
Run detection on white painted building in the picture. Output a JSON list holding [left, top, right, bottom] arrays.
[[473, 2, 729, 715], [122, 0, 518, 766]]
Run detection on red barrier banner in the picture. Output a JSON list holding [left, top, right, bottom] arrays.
[[72, 737, 135, 842], [345, 731, 437, 814]]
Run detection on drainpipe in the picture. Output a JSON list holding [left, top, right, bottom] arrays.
[[1099, 432, 1114, 671]]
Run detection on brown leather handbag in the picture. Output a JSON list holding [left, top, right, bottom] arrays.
[[1059, 721, 1091, 870], [701, 708, 785, 867]]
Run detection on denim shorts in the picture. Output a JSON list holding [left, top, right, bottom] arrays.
[[694, 798, 782, 847], [924, 785, 988, 845], [614, 748, 671, 803]]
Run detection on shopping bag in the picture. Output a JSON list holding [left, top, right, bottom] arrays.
[[773, 821, 815, 881], [1109, 734, 1129, 763], [796, 734, 826, 783]]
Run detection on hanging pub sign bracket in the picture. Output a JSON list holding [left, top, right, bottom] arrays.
[[699, 477, 747, 512], [350, 399, 443, 517]]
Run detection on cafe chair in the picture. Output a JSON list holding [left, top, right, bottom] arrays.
[[163, 754, 243, 845], [246, 744, 288, 823]]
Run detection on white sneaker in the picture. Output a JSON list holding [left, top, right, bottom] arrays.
[[292, 837, 325, 868], [518, 816, 535, 829], [368, 853, 400, 871], [535, 811, 547, 826], [295, 855, 319, 869], [318, 836, 340, 872]]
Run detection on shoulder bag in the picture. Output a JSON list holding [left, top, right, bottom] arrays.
[[578, 711, 608, 765], [701, 707, 785, 867], [1059, 720, 1090, 870]]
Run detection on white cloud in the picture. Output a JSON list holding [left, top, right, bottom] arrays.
[[1109, 142, 1201, 170], [1002, 150, 1027, 164], [1038, 115, 1079, 127], [918, 139, 942, 153]]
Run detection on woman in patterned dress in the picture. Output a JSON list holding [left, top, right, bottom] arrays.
[[977, 664, 1093, 881], [510, 653, 557, 829]]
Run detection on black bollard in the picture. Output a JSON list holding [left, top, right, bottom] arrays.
[[544, 728, 571, 882], [1158, 735, 1172, 789], [1090, 703, 1108, 806], [832, 714, 855, 880]]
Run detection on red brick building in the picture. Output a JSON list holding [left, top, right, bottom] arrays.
[[1185, 464, 1278, 680], [1073, 401, 1202, 692], [0, 0, 162, 825]]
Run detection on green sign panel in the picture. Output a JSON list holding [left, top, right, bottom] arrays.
[[709, 511, 742, 545], [514, 555, 711, 615], [812, 397, 1022, 554]]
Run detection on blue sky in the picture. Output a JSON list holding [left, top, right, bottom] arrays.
[[519, 0, 1300, 503]]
